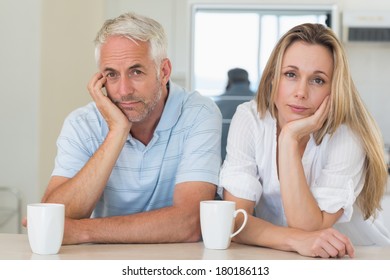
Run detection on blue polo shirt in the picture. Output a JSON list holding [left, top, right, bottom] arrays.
[[52, 82, 222, 217]]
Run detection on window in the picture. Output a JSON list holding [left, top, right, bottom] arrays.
[[190, 4, 339, 96]]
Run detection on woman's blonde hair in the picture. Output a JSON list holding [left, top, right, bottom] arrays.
[[256, 23, 388, 219]]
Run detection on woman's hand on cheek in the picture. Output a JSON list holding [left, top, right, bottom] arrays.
[[281, 95, 330, 142]]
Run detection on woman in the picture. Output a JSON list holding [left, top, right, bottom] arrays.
[[219, 23, 390, 258]]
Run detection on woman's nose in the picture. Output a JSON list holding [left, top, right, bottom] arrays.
[[294, 81, 308, 99]]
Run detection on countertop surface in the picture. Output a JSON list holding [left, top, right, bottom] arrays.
[[1, 233, 389, 260]]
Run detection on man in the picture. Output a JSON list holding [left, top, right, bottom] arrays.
[[40, 12, 221, 244], [217, 68, 255, 120], [214, 68, 255, 160], [224, 68, 254, 97]]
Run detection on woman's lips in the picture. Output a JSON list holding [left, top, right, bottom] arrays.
[[288, 104, 308, 113]]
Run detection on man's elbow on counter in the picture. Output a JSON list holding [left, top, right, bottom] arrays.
[[180, 221, 202, 243]]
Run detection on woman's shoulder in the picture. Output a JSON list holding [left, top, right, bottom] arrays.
[[229, 101, 276, 147], [235, 100, 274, 126], [321, 124, 365, 158], [329, 125, 362, 146]]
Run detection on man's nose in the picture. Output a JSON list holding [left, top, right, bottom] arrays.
[[117, 76, 134, 97]]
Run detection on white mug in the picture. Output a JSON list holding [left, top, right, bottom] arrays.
[[200, 200, 248, 250], [27, 203, 65, 255]]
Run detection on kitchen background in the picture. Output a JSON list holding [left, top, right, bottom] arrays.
[[1, 0, 389, 233]]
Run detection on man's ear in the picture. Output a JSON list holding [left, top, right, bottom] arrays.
[[160, 58, 172, 84]]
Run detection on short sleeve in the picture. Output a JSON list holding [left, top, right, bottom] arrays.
[[175, 94, 222, 186], [52, 103, 103, 178], [310, 125, 366, 223]]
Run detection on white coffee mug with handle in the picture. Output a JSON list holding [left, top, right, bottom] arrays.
[[200, 200, 248, 250], [27, 203, 65, 255]]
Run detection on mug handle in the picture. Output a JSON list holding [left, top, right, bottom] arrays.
[[230, 209, 248, 238]]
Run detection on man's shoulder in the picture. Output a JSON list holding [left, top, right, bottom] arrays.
[[63, 102, 105, 134], [170, 82, 220, 115], [66, 102, 101, 122]]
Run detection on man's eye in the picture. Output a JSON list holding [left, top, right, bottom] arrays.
[[106, 72, 118, 79], [130, 69, 143, 76]]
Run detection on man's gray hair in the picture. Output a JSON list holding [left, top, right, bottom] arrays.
[[94, 12, 168, 67]]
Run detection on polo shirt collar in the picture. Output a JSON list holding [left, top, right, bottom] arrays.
[[155, 81, 182, 131]]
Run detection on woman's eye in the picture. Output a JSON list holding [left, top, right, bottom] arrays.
[[313, 78, 325, 85], [285, 72, 296, 78]]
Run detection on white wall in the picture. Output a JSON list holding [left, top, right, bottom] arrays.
[[0, 0, 41, 232], [38, 0, 105, 199], [0, 0, 389, 233], [0, 0, 104, 233]]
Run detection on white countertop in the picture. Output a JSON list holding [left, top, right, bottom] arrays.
[[1, 233, 389, 260]]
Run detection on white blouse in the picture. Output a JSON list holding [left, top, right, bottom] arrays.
[[219, 100, 390, 246]]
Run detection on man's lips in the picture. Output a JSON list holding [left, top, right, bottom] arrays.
[[121, 101, 139, 105], [118, 100, 142, 108]]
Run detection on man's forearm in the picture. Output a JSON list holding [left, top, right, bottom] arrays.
[[64, 206, 201, 244], [42, 130, 128, 218]]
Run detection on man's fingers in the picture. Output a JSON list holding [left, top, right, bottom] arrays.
[[88, 73, 107, 101]]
